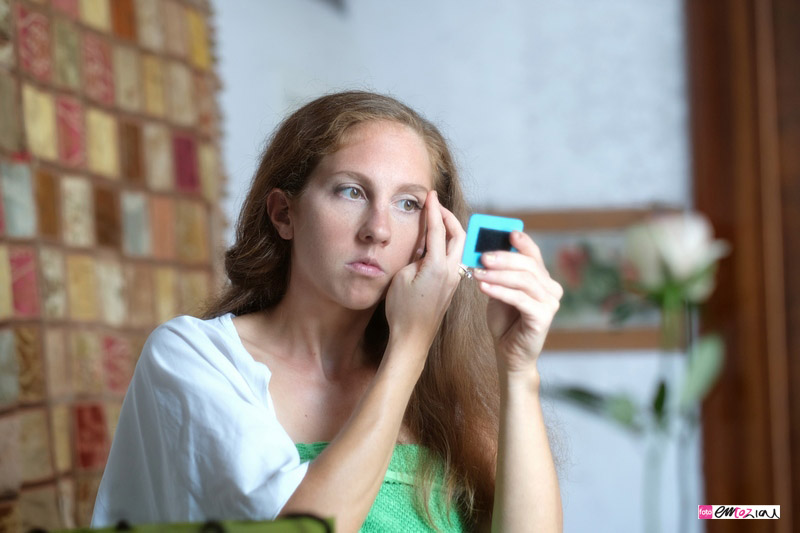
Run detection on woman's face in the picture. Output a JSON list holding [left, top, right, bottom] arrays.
[[286, 120, 434, 310]]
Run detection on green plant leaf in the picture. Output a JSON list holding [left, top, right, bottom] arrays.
[[679, 334, 725, 410], [547, 385, 643, 434], [605, 394, 642, 432], [548, 385, 605, 412], [651, 379, 668, 429]]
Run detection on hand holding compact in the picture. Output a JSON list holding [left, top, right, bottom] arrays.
[[384, 191, 466, 356], [472, 231, 564, 375]]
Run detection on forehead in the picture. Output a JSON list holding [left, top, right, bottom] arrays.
[[318, 120, 434, 189]]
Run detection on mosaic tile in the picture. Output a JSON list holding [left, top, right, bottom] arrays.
[[142, 54, 166, 117], [15, 326, 44, 403], [0, 330, 18, 406], [194, 72, 217, 138], [111, 0, 136, 40], [35, 169, 59, 239], [19, 485, 61, 532], [66, 254, 97, 321], [120, 121, 143, 184], [95, 256, 126, 326], [179, 269, 210, 314], [163, 1, 188, 59], [56, 94, 86, 169], [57, 478, 76, 530], [44, 328, 71, 398], [0, 246, 10, 319], [167, 61, 196, 126], [94, 185, 121, 249], [187, 7, 210, 70], [143, 122, 174, 190], [79, 0, 110, 32], [153, 266, 177, 323], [86, 107, 119, 178], [122, 191, 151, 256], [22, 84, 58, 161], [134, 0, 164, 52], [70, 330, 102, 395], [126, 263, 154, 327], [75, 475, 101, 526], [62, 175, 95, 247], [52, 0, 80, 19], [1, 161, 36, 237], [113, 45, 141, 112], [53, 17, 81, 91], [39, 246, 67, 319], [16, 3, 52, 82], [102, 334, 132, 395], [128, 332, 146, 366], [104, 401, 122, 440], [10, 247, 40, 318], [199, 142, 220, 202], [20, 408, 54, 482], [50, 403, 72, 473], [0, 0, 13, 68], [83, 32, 114, 106], [0, 414, 21, 495], [74, 404, 109, 470], [0, 73, 22, 151], [150, 195, 175, 260], [0, 504, 20, 533], [176, 200, 209, 264], [174, 133, 199, 193]]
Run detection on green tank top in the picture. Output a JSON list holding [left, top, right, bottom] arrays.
[[295, 442, 468, 533]]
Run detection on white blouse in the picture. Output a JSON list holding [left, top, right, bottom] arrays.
[[91, 313, 308, 527]]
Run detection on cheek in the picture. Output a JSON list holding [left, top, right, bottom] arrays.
[[392, 213, 425, 257]]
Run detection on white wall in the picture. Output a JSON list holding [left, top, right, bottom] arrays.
[[212, 1, 702, 531]]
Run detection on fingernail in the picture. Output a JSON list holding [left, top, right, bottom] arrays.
[[473, 268, 487, 277], [481, 253, 495, 264]]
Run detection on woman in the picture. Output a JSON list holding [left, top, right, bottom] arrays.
[[92, 91, 563, 532]]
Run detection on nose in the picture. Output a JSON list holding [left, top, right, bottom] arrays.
[[357, 205, 391, 245]]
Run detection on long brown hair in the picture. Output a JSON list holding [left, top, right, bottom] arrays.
[[204, 91, 499, 526]]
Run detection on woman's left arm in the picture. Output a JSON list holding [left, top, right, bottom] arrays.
[[471, 230, 564, 533]]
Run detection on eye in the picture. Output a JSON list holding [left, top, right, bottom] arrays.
[[339, 186, 364, 200], [397, 198, 422, 212]]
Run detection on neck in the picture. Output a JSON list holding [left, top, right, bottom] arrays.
[[259, 282, 379, 381]]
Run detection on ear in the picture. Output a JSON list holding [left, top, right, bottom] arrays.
[[266, 189, 293, 240]]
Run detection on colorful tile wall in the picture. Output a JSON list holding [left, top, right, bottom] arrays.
[[0, 73, 21, 150], [16, 3, 52, 82], [0, 246, 12, 319], [22, 84, 58, 161], [0, 0, 14, 68], [53, 17, 81, 90], [10, 247, 40, 317], [35, 169, 59, 239], [1, 161, 37, 237], [0, 1, 224, 529], [55, 95, 85, 168]]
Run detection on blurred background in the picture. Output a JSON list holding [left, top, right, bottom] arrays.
[[0, 0, 796, 532]]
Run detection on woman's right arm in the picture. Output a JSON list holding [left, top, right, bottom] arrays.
[[277, 191, 466, 532]]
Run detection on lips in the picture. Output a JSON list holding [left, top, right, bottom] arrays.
[[346, 257, 385, 277]]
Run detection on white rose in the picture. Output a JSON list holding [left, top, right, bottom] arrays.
[[624, 212, 729, 302]]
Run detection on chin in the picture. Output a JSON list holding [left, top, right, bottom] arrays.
[[339, 287, 385, 311]]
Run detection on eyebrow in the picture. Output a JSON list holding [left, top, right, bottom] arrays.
[[334, 171, 430, 196]]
